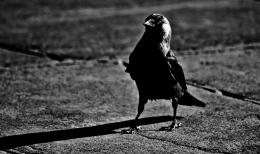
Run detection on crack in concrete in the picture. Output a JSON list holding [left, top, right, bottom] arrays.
[[135, 131, 231, 154], [176, 42, 260, 56], [1, 42, 260, 65]]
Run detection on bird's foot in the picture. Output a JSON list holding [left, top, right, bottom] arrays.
[[121, 126, 141, 134], [159, 122, 182, 131]]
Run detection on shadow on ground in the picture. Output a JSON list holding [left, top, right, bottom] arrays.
[[0, 115, 182, 150]]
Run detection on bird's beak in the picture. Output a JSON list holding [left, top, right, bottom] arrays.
[[143, 19, 155, 27]]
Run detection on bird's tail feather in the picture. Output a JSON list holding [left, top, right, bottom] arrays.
[[179, 91, 206, 107]]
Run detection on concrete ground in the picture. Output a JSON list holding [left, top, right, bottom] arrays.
[[0, 44, 259, 153]]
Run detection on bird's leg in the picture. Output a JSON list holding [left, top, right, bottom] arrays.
[[170, 98, 182, 129], [160, 98, 182, 131], [121, 96, 147, 134]]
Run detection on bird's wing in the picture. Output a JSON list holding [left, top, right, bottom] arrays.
[[125, 46, 140, 79], [166, 51, 187, 90], [126, 41, 178, 86]]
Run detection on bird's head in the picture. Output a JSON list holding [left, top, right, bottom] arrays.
[[143, 14, 171, 39], [143, 14, 169, 27]]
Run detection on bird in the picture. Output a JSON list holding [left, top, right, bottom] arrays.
[[123, 13, 206, 133]]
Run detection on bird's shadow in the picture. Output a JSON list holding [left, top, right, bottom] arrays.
[[0, 115, 183, 150]]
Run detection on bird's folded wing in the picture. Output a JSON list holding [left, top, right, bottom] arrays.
[[166, 52, 187, 90]]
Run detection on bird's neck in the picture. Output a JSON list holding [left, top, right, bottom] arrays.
[[162, 23, 171, 40], [161, 24, 172, 56], [142, 24, 172, 56], [160, 38, 171, 56]]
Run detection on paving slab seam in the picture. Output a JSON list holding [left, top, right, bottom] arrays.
[[1, 42, 260, 68], [186, 80, 260, 105], [135, 132, 231, 154]]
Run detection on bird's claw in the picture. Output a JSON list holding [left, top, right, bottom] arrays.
[[121, 126, 141, 134], [159, 122, 182, 131]]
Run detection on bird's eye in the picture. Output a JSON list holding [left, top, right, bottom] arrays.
[[143, 19, 156, 27]]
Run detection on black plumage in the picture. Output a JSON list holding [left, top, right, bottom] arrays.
[[124, 14, 205, 133]]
